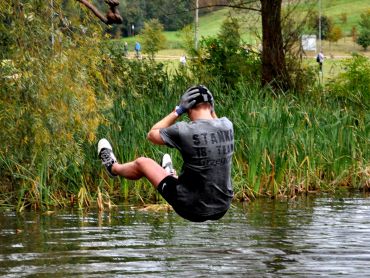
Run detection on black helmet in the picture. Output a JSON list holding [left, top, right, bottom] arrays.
[[187, 85, 214, 106]]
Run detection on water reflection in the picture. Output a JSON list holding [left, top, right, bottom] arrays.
[[1, 195, 370, 277]]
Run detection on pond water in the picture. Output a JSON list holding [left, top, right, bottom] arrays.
[[1, 195, 370, 277]]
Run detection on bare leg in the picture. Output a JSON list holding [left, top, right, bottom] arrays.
[[111, 157, 169, 188]]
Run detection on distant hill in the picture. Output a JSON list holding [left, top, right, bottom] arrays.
[[317, 0, 370, 33], [162, 1, 370, 47]]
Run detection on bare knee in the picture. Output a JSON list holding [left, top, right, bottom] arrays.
[[134, 157, 155, 170], [133, 156, 168, 186]]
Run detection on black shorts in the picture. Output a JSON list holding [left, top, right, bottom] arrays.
[[157, 175, 227, 222]]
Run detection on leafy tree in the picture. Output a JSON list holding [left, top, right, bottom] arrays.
[[0, 0, 110, 208], [339, 13, 347, 24], [180, 24, 196, 57], [153, 0, 193, 31], [357, 32, 370, 51], [328, 25, 342, 44], [308, 13, 333, 40], [120, 0, 146, 36], [315, 15, 333, 40], [110, 0, 193, 37], [196, 0, 315, 92], [191, 17, 260, 88], [139, 19, 167, 59], [351, 26, 358, 43], [218, 17, 241, 52], [356, 9, 370, 51]]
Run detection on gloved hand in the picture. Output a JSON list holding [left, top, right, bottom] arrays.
[[175, 87, 200, 116]]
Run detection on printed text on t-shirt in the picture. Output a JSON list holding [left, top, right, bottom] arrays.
[[192, 129, 234, 164]]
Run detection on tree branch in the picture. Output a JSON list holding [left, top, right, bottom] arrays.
[[76, 0, 122, 25], [198, 4, 260, 13]]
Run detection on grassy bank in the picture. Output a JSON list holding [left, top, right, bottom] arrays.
[[1, 61, 369, 210]]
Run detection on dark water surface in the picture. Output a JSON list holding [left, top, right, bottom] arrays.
[[1, 195, 370, 277]]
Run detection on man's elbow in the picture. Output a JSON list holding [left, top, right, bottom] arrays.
[[147, 130, 162, 145], [147, 130, 155, 143]]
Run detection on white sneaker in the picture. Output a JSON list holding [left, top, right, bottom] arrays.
[[162, 153, 175, 175], [98, 139, 117, 178]]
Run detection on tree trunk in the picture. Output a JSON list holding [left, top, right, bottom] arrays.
[[260, 0, 290, 91]]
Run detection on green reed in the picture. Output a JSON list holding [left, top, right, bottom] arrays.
[[96, 73, 180, 204], [91, 76, 368, 202], [1, 58, 368, 210], [225, 84, 368, 198]]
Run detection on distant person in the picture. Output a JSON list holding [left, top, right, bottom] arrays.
[[134, 41, 141, 58], [180, 55, 186, 66], [316, 51, 324, 72], [258, 44, 262, 53], [123, 41, 129, 57], [98, 85, 234, 222]]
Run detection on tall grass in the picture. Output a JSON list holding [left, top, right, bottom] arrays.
[[1, 63, 368, 209], [90, 63, 369, 203], [2, 57, 368, 209], [223, 83, 369, 198], [95, 59, 190, 204]]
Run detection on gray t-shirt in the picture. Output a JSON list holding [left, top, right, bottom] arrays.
[[160, 117, 234, 216]]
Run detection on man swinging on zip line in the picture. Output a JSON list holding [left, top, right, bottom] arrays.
[[98, 85, 234, 222]]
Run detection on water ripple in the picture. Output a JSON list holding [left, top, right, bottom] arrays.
[[1, 196, 370, 277]]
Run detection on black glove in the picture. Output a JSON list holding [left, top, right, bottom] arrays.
[[175, 86, 200, 116]]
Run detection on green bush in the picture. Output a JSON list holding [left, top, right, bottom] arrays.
[[190, 18, 261, 88], [309, 14, 333, 40], [327, 54, 370, 108], [356, 9, 370, 50], [139, 19, 167, 59]]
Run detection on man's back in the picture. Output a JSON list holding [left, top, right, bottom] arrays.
[[160, 117, 234, 216]]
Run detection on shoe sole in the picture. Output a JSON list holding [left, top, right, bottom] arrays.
[[162, 153, 175, 175], [162, 153, 172, 168]]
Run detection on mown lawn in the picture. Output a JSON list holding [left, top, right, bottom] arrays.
[[120, 1, 369, 52], [159, 1, 370, 46], [322, 0, 370, 33]]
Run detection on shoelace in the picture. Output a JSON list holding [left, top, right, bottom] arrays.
[[100, 149, 114, 165]]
